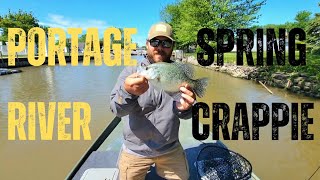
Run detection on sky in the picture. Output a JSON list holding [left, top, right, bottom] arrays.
[[0, 0, 319, 46]]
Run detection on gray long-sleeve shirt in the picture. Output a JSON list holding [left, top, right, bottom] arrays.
[[110, 58, 192, 157]]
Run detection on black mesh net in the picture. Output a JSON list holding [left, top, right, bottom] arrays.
[[196, 145, 252, 180]]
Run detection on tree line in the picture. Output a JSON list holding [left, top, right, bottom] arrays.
[[0, 2, 318, 54], [160, 0, 319, 55]]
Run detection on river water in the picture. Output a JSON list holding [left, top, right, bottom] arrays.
[[0, 55, 319, 179]]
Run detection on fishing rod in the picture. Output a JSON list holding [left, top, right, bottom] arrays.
[[308, 164, 320, 180]]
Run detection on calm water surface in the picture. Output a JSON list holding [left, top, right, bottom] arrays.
[[0, 56, 319, 179]]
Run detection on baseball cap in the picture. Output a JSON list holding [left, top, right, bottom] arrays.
[[148, 22, 175, 41]]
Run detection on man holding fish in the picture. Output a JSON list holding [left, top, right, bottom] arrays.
[[110, 22, 208, 180]]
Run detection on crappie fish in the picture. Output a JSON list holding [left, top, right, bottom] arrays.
[[137, 61, 208, 97]]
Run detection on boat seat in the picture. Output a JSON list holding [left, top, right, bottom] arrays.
[[80, 168, 119, 180]]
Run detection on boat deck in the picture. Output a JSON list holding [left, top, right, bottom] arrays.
[[69, 118, 259, 180]]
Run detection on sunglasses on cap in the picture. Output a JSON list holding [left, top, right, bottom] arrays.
[[148, 38, 174, 48]]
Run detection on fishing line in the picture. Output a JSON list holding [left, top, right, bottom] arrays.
[[308, 164, 320, 180]]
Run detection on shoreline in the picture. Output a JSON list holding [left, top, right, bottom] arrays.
[[0, 55, 86, 76], [0, 68, 22, 76], [2, 55, 319, 99], [182, 56, 320, 99]]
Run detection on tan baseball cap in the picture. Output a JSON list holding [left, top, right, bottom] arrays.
[[148, 22, 175, 41]]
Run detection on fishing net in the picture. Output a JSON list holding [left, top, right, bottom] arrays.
[[196, 144, 252, 180]]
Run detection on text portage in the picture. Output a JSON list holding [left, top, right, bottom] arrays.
[[7, 27, 137, 66]]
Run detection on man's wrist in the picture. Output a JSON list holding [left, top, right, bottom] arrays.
[[121, 84, 139, 99]]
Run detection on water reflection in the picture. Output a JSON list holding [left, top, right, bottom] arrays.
[[195, 66, 320, 180], [0, 56, 145, 179]]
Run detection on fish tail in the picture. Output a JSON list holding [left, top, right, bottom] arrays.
[[193, 78, 209, 98]]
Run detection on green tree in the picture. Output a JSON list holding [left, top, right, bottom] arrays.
[[161, 0, 266, 49], [111, 28, 125, 49], [249, 22, 294, 37], [0, 9, 39, 43], [66, 38, 71, 55], [306, 7, 320, 55], [39, 25, 49, 35], [294, 10, 312, 30], [79, 34, 86, 42]]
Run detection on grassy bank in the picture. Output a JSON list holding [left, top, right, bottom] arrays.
[[185, 52, 320, 79]]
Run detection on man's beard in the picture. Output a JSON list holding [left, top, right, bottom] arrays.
[[147, 50, 172, 63]]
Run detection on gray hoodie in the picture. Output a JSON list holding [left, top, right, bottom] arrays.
[[110, 58, 192, 157]]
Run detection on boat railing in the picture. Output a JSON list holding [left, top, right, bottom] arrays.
[[65, 116, 121, 180]]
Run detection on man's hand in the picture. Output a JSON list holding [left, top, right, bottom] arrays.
[[124, 73, 149, 96], [176, 84, 196, 111]]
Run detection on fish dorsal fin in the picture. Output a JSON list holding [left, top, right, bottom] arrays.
[[173, 61, 194, 79]]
